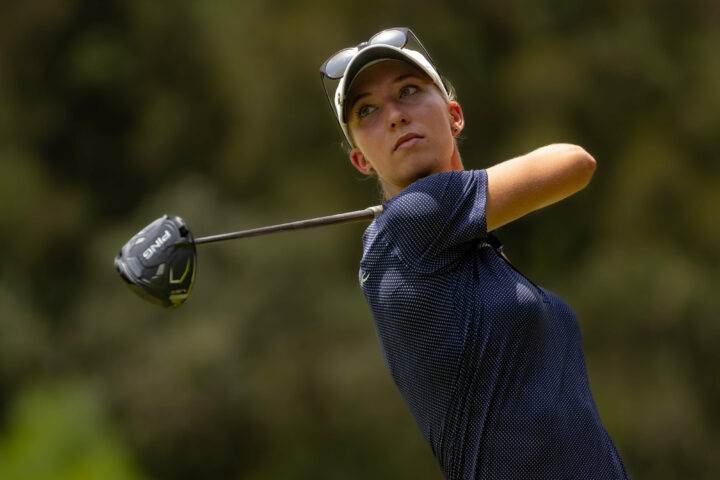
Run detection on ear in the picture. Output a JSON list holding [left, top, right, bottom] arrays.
[[349, 148, 374, 175], [448, 101, 464, 136]]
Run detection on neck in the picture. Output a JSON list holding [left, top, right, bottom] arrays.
[[382, 145, 464, 200], [448, 141, 464, 171]]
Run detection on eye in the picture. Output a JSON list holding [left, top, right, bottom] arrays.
[[399, 85, 418, 97], [356, 104, 376, 119]]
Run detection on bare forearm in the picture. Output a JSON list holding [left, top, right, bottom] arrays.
[[485, 144, 596, 231]]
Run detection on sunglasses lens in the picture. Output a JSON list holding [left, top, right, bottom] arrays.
[[369, 29, 407, 48], [324, 48, 357, 79], [322, 29, 411, 80]]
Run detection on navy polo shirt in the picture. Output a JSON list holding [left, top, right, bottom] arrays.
[[359, 170, 629, 479]]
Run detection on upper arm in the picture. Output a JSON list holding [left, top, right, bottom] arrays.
[[485, 144, 597, 232]]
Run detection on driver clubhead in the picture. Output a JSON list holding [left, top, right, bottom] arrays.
[[115, 214, 196, 308]]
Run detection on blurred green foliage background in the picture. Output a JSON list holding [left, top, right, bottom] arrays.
[[1, 0, 718, 478]]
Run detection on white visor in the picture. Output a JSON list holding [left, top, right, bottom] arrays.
[[333, 45, 448, 148]]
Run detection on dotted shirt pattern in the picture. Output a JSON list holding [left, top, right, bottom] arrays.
[[359, 170, 629, 479]]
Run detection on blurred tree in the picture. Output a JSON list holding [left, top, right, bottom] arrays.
[[0, 382, 145, 480]]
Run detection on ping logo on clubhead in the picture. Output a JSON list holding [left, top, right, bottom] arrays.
[[142, 229, 172, 260]]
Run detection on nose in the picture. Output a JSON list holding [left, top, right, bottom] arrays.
[[386, 102, 409, 130], [390, 118, 407, 129]]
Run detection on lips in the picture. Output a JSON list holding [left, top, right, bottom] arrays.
[[394, 133, 424, 152]]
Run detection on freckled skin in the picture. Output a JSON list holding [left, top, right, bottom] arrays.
[[347, 60, 464, 199]]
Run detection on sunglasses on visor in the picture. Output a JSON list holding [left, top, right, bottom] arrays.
[[319, 27, 437, 116]]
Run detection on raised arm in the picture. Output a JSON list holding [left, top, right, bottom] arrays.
[[485, 144, 596, 232]]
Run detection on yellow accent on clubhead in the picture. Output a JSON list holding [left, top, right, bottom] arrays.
[[169, 258, 190, 284]]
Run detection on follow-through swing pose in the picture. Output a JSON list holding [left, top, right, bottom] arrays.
[[320, 28, 630, 479]]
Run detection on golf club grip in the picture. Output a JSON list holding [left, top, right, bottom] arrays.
[[193, 205, 383, 245]]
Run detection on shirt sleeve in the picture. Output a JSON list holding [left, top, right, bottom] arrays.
[[374, 169, 488, 273]]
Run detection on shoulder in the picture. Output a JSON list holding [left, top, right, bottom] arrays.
[[360, 169, 488, 273], [382, 170, 487, 221]]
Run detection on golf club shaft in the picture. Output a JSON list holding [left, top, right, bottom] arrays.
[[194, 205, 383, 245]]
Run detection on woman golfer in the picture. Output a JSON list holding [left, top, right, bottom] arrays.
[[320, 28, 630, 479]]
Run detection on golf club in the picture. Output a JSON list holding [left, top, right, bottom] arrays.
[[114, 205, 383, 308]]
